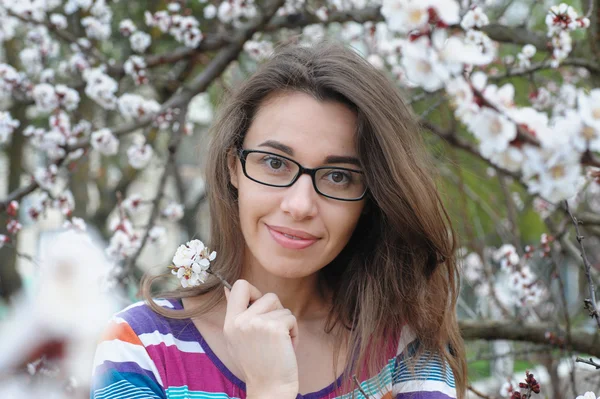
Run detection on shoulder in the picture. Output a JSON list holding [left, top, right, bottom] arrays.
[[102, 297, 203, 354], [392, 326, 457, 399], [91, 299, 181, 398], [111, 298, 179, 336]]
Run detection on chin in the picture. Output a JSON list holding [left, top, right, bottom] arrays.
[[259, 256, 322, 279]]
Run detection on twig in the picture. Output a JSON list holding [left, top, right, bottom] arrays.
[[585, 0, 594, 19], [547, 248, 578, 397], [576, 357, 600, 369], [564, 200, 600, 328], [489, 58, 600, 80], [468, 384, 496, 399], [123, 106, 188, 279]]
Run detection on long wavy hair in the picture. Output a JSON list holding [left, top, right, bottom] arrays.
[[141, 39, 466, 398]]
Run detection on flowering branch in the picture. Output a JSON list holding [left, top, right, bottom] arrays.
[[5, 8, 109, 65], [122, 107, 188, 281], [564, 200, 600, 328], [420, 119, 523, 181]]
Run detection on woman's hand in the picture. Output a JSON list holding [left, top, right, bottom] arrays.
[[223, 279, 299, 398]]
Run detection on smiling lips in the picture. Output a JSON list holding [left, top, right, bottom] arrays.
[[266, 224, 320, 249]]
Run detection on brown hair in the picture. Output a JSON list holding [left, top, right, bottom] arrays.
[[141, 39, 466, 398]]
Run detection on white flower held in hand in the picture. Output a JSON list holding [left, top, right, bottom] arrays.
[[170, 239, 217, 288]]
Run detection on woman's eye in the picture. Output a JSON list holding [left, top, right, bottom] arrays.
[[267, 157, 283, 169], [269, 159, 282, 169], [327, 171, 350, 184], [261, 156, 287, 170]]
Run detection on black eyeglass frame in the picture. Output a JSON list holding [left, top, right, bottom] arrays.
[[237, 149, 367, 202]]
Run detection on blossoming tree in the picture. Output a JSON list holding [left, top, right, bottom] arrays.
[[0, 0, 599, 397]]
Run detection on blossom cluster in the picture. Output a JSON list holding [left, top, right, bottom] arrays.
[[144, 4, 203, 48], [545, 4, 590, 66], [170, 239, 217, 288]]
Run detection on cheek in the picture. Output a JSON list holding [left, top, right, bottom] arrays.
[[323, 204, 364, 247], [236, 179, 273, 229]]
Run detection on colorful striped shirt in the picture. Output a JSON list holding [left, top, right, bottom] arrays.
[[90, 298, 457, 399]]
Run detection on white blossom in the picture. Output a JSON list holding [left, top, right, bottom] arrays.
[[382, 0, 459, 34], [489, 146, 524, 172], [162, 201, 184, 222], [63, 217, 87, 232], [494, 244, 519, 271], [204, 4, 217, 19], [118, 94, 161, 120], [127, 140, 153, 169], [124, 56, 148, 85], [34, 164, 62, 195], [91, 128, 119, 156], [83, 67, 118, 109], [54, 190, 75, 216], [106, 230, 140, 260], [577, 89, 600, 132], [461, 7, 489, 30], [122, 193, 144, 214], [129, 31, 152, 53], [244, 40, 274, 62], [522, 145, 584, 202], [81, 16, 111, 40], [148, 225, 166, 245], [0, 111, 20, 145], [49, 14, 68, 29], [467, 107, 517, 158], [171, 239, 217, 288], [576, 393, 598, 399], [462, 252, 484, 283], [64, 0, 93, 14], [119, 19, 137, 36]]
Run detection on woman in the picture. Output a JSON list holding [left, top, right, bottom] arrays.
[[90, 40, 467, 399]]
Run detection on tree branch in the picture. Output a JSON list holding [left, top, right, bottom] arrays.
[[564, 200, 600, 329], [459, 320, 600, 357]]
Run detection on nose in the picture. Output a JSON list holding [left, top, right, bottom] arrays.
[[280, 174, 318, 220]]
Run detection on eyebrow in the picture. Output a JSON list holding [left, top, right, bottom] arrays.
[[257, 140, 361, 166]]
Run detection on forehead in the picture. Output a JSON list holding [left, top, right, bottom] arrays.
[[244, 91, 358, 159]]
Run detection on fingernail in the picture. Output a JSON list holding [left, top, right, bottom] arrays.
[[224, 286, 230, 300]]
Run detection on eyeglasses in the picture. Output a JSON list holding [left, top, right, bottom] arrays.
[[237, 149, 367, 201]]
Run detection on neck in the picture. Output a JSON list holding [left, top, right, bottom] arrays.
[[239, 259, 332, 322]]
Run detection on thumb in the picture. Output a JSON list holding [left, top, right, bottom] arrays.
[[224, 286, 230, 301]]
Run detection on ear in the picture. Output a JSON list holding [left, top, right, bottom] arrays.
[[227, 149, 239, 189]]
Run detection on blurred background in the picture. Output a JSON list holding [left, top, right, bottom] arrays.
[[0, 0, 599, 397]]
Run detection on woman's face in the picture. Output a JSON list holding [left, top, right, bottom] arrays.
[[229, 91, 366, 279]]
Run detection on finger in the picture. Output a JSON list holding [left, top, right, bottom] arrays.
[[279, 314, 299, 351], [225, 280, 263, 321], [244, 292, 284, 316], [255, 308, 292, 320], [261, 311, 299, 350]]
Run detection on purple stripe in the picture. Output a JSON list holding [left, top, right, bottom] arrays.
[[396, 391, 454, 399], [94, 360, 160, 386], [118, 302, 201, 341]]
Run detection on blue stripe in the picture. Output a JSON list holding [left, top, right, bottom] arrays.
[[91, 370, 165, 399], [165, 386, 240, 399]]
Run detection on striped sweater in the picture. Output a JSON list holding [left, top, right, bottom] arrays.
[[90, 298, 457, 399]]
